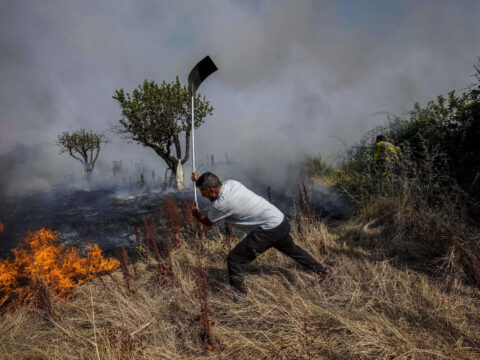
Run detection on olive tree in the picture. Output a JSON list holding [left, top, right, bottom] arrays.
[[112, 77, 213, 190], [56, 129, 107, 181]]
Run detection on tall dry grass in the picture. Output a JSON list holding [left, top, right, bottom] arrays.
[[0, 211, 479, 359], [326, 143, 480, 288], [336, 174, 480, 288]]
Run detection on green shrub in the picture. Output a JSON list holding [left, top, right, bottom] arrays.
[[395, 90, 480, 196], [339, 68, 480, 201]]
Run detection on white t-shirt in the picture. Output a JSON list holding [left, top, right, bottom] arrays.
[[207, 180, 284, 232]]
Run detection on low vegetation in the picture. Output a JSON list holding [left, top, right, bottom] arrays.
[[0, 194, 479, 359]]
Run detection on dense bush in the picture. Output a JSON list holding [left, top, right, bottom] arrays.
[[321, 62, 480, 286], [394, 90, 480, 196], [339, 64, 480, 202]]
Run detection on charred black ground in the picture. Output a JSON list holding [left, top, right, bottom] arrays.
[[0, 183, 353, 258]]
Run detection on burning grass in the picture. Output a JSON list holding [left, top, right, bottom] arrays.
[[0, 228, 119, 312]]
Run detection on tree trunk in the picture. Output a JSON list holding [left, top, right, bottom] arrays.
[[84, 163, 94, 182], [176, 160, 184, 191], [163, 159, 184, 191]]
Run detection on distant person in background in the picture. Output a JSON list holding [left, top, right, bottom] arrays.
[[191, 171, 331, 295], [373, 135, 400, 176]]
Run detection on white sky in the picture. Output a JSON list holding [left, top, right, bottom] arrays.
[[1, 0, 479, 194]]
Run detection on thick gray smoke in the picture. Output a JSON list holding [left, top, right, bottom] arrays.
[[1, 0, 480, 195]]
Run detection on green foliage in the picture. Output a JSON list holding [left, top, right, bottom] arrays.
[[56, 129, 106, 154], [338, 77, 480, 201], [112, 77, 213, 172], [56, 129, 107, 180], [394, 89, 480, 196]]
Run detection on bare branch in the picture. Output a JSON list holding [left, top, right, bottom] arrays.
[[68, 149, 85, 164]]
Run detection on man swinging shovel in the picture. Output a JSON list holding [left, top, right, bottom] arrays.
[[191, 172, 331, 295], [188, 57, 331, 296]]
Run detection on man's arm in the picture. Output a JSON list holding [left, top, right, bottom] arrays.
[[192, 203, 214, 227]]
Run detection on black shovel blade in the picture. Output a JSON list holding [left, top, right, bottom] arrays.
[[188, 56, 218, 93]]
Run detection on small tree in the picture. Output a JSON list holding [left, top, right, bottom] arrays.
[[56, 129, 107, 181], [112, 77, 213, 190]]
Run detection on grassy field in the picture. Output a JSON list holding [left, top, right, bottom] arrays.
[[1, 200, 479, 360]]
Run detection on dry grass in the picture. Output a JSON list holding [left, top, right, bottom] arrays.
[[335, 175, 480, 288], [1, 215, 479, 360]]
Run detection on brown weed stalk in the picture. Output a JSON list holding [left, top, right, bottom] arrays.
[[118, 244, 135, 295], [142, 218, 151, 252], [182, 199, 210, 241], [142, 216, 173, 284], [153, 226, 172, 285], [133, 225, 141, 248], [182, 199, 195, 230], [163, 195, 183, 246], [195, 256, 216, 351], [31, 277, 55, 318], [298, 183, 313, 221]]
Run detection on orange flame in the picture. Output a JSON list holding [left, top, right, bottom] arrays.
[[0, 222, 4, 233], [0, 228, 119, 310]]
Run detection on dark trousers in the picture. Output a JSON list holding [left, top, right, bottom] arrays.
[[226, 217, 325, 293]]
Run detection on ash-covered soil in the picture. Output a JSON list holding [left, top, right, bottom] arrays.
[[0, 187, 181, 257]]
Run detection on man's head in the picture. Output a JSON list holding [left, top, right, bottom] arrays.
[[196, 172, 222, 201], [376, 134, 386, 143]]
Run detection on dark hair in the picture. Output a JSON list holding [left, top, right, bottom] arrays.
[[376, 134, 386, 142], [196, 172, 221, 190]]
